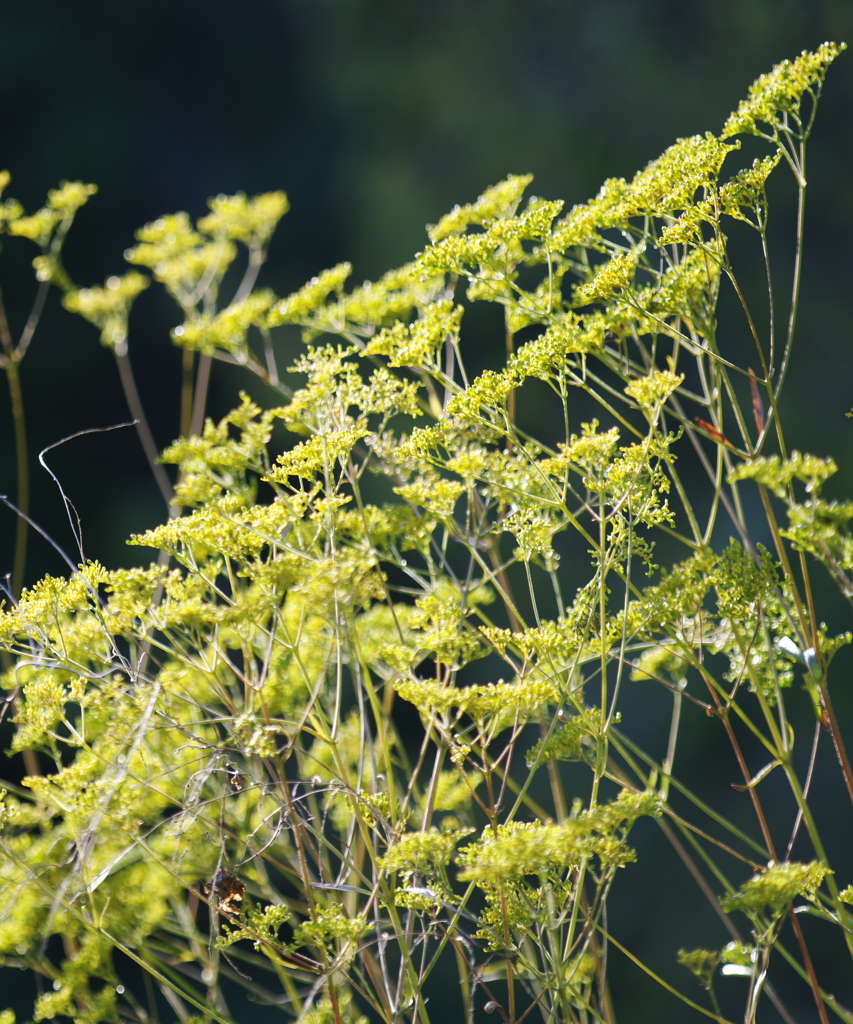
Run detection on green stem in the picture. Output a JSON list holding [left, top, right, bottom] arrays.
[[191, 353, 213, 437], [114, 346, 174, 509], [775, 169, 806, 401]]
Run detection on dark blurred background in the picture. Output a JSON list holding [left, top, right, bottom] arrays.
[[1, 0, 853, 1020]]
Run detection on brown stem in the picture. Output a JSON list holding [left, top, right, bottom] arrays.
[[0, 293, 28, 598], [181, 347, 194, 438], [4, 360, 28, 599], [0, 297, 43, 777], [787, 909, 830, 1024], [816, 675, 853, 809], [702, 676, 776, 860]]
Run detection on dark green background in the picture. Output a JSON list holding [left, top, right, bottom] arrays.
[[2, 0, 852, 578], [1, 1, 853, 1020]]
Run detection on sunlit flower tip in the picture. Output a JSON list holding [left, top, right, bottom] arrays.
[[173, 325, 184, 336], [775, 636, 804, 662]]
